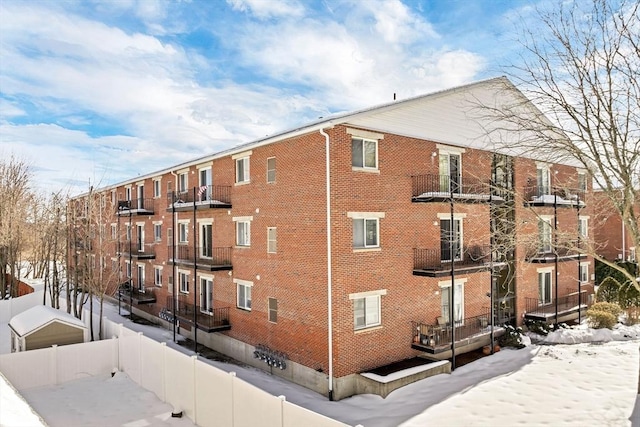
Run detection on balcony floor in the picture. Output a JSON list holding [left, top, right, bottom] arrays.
[[412, 327, 505, 355]]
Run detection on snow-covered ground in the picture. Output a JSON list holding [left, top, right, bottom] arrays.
[[2, 296, 639, 427]]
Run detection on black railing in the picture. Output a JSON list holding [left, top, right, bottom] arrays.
[[414, 245, 492, 271], [118, 243, 156, 259], [525, 291, 592, 316], [117, 198, 155, 214], [523, 185, 585, 205], [120, 284, 156, 303], [171, 246, 232, 266], [412, 174, 492, 198], [524, 240, 582, 260], [167, 295, 230, 330], [167, 185, 232, 205], [412, 310, 491, 349]]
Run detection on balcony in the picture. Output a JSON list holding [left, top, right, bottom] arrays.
[[523, 186, 585, 208], [411, 311, 501, 354], [116, 198, 155, 216], [167, 295, 231, 332], [169, 246, 232, 271], [524, 291, 593, 323], [411, 174, 503, 204], [167, 186, 232, 212], [118, 243, 156, 260], [413, 245, 500, 277], [524, 241, 586, 263], [119, 282, 156, 305]]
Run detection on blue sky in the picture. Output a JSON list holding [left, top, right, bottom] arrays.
[[0, 0, 543, 195]]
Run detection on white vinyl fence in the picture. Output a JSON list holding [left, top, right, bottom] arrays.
[[0, 293, 349, 427]]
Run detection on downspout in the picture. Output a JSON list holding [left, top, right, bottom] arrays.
[[319, 127, 334, 401], [170, 170, 178, 342]]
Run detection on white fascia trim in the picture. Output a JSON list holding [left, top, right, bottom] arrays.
[[197, 163, 212, 170], [579, 215, 590, 220], [136, 222, 145, 226], [233, 278, 254, 287], [197, 218, 213, 225], [153, 220, 163, 225], [177, 268, 191, 275], [232, 150, 253, 160], [349, 289, 387, 300], [536, 161, 551, 169], [438, 278, 468, 288], [437, 213, 467, 220], [176, 167, 190, 175], [347, 212, 386, 219], [436, 143, 466, 154], [136, 262, 146, 268], [124, 184, 132, 189], [537, 266, 554, 273], [154, 265, 164, 270], [153, 176, 162, 181], [177, 219, 190, 224], [198, 273, 214, 280], [346, 128, 384, 140], [136, 180, 145, 186], [232, 216, 254, 222]]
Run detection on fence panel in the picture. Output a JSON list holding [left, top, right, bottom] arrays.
[[282, 401, 349, 427], [119, 330, 142, 384], [232, 376, 283, 427], [139, 337, 165, 401], [56, 339, 117, 384], [0, 347, 54, 390], [0, 292, 42, 322], [164, 349, 195, 420], [194, 363, 234, 427]]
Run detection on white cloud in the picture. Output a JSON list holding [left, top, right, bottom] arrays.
[[226, 0, 304, 19]]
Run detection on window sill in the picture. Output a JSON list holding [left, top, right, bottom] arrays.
[[235, 181, 250, 186], [235, 245, 251, 249], [353, 247, 381, 253], [351, 167, 380, 174], [236, 307, 252, 312], [354, 325, 382, 334]]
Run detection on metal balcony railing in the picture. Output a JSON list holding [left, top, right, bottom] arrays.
[[523, 185, 585, 207], [412, 310, 492, 351], [167, 295, 230, 331], [116, 198, 155, 214], [413, 245, 493, 271], [412, 174, 496, 201], [167, 185, 232, 207], [525, 291, 593, 317], [170, 246, 232, 268]]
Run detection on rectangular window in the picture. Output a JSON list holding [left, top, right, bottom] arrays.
[[353, 218, 379, 248], [179, 222, 189, 243], [125, 187, 131, 201], [179, 271, 189, 293], [236, 157, 250, 183], [199, 168, 211, 200], [125, 261, 131, 279], [237, 281, 252, 310], [111, 224, 117, 240], [630, 247, 637, 262], [354, 295, 381, 330], [154, 267, 162, 287], [201, 223, 213, 257], [441, 282, 464, 324], [538, 271, 552, 304], [154, 224, 162, 242], [537, 166, 551, 195], [267, 227, 277, 253], [137, 185, 144, 209], [153, 179, 161, 198], [439, 152, 461, 193], [580, 264, 589, 283], [126, 224, 131, 241], [200, 277, 213, 313], [178, 172, 188, 193], [578, 217, 588, 238], [137, 264, 145, 291], [137, 225, 144, 252], [268, 297, 278, 323], [578, 173, 587, 192], [538, 218, 552, 253], [267, 157, 276, 183], [112, 259, 118, 273], [440, 218, 462, 261], [236, 221, 251, 246], [352, 138, 377, 169]]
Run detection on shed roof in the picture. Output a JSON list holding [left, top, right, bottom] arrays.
[[9, 305, 87, 337]]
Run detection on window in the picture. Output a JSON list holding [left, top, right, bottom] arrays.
[[538, 217, 553, 253], [537, 165, 551, 195], [137, 264, 145, 291], [153, 179, 161, 198], [352, 138, 377, 169], [236, 279, 252, 310], [353, 295, 381, 330], [199, 167, 211, 200], [236, 221, 251, 247], [578, 172, 587, 192], [111, 259, 118, 273], [630, 247, 637, 262], [201, 223, 212, 257], [154, 266, 162, 286], [538, 270, 552, 304], [439, 152, 461, 193], [441, 280, 464, 324], [353, 218, 379, 248], [136, 225, 144, 252], [125, 261, 131, 279], [137, 184, 144, 209], [179, 271, 189, 293], [126, 224, 131, 241], [111, 224, 117, 240], [154, 223, 162, 242], [580, 264, 589, 283], [111, 190, 116, 206], [268, 297, 278, 323], [178, 222, 189, 243], [267, 227, 277, 253], [440, 218, 462, 261], [200, 277, 213, 313], [267, 157, 276, 183], [578, 217, 588, 238], [236, 157, 250, 183], [178, 172, 188, 193], [125, 187, 131, 201]]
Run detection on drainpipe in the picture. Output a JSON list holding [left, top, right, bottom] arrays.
[[319, 127, 334, 401], [170, 170, 178, 342]]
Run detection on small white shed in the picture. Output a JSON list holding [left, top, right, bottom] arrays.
[[8, 305, 87, 352]]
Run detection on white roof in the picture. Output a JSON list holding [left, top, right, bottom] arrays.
[[9, 305, 86, 337]]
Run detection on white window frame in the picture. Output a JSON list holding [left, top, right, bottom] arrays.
[[538, 215, 553, 253], [125, 186, 132, 201], [178, 220, 189, 244], [349, 289, 386, 331], [200, 276, 214, 314], [154, 266, 163, 287], [111, 224, 117, 240], [348, 212, 385, 250], [233, 151, 252, 184], [136, 263, 145, 291], [536, 163, 551, 195], [537, 267, 553, 305], [267, 227, 277, 253], [178, 170, 189, 193], [125, 224, 131, 242], [267, 157, 276, 183], [351, 137, 378, 170], [439, 279, 466, 324], [200, 221, 213, 258], [580, 263, 590, 283], [125, 260, 131, 279], [348, 128, 383, 172], [235, 279, 253, 310], [154, 222, 162, 242], [153, 178, 162, 198], [578, 216, 589, 238], [233, 216, 253, 247], [178, 270, 190, 294], [268, 297, 278, 323]]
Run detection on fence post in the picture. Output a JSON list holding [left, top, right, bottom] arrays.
[[159, 342, 166, 401], [230, 371, 236, 427], [137, 332, 143, 386], [51, 345, 58, 386], [192, 354, 198, 425], [118, 324, 124, 371], [278, 395, 286, 427]]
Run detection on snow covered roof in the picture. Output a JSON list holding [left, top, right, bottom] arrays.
[[8, 305, 86, 337]]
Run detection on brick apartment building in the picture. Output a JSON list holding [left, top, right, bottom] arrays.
[[68, 77, 594, 399], [593, 189, 638, 263]]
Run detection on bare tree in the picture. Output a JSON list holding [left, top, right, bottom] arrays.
[[481, 0, 639, 289]]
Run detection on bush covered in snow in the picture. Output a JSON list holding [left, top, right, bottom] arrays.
[[595, 276, 621, 303], [524, 319, 550, 336], [499, 324, 526, 349]]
